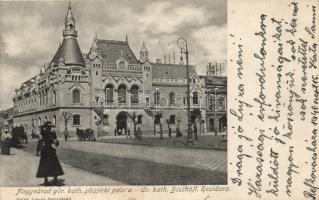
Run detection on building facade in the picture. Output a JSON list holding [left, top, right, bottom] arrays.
[[12, 4, 209, 137], [201, 63, 227, 133], [0, 108, 14, 131]]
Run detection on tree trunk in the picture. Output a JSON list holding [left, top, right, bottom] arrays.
[[134, 123, 137, 138], [159, 122, 163, 139]]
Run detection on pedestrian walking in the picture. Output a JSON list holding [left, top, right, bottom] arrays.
[[36, 121, 64, 186], [137, 127, 142, 141], [176, 127, 183, 137], [114, 128, 117, 136], [126, 128, 132, 138], [168, 126, 172, 138], [64, 128, 68, 142], [1, 128, 12, 155], [193, 124, 198, 140]]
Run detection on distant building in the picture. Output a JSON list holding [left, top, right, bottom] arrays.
[[0, 108, 14, 131], [12, 3, 206, 136], [200, 67, 227, 133]]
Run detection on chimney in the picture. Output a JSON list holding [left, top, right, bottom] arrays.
[[168, 53, 171, 64], [156, 58, 162, 63]]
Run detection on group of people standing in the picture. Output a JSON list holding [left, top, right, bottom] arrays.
[[1, 121, 64, 186], [114, 127, 143, 141]]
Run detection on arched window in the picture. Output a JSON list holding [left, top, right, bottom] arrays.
[[38, 117, 41, 127], [131, 85, 139, 103], [103, 115, 109, 125], [137, 115, 143, 124], [72, 89, 80, 103], [45, 92, 48, 106], [154, 89, 160, 105], [118, 85, 126, 103], [208, 94, 215, 111], [169, 92, 175, 105], [73, 114, 80, 125], [53, 91, 57, 105], [193, 91, 199, 105], [105, 84, 114, 103], [42, 93, 45, 106], [169, 115, 176, 124], [53, 115, 56, 126], [154, 114, 161, 124], [44, 116, 47, 122], [118, 61, 125, 69]]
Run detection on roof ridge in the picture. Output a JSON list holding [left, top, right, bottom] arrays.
[[97, 39, 127, 44], [151, 62, 195, 67]]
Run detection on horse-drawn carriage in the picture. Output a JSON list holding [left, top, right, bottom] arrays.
[[11, 126, 28, 148], [76, 128, 96, 141]]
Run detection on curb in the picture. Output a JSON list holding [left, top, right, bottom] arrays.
[[96, 140, 227, 151]]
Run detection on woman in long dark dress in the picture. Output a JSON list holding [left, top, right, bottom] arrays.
[[36, 121, 64, 186], [1, 128, 12, 155]]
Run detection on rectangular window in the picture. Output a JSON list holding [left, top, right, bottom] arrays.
[[219, 97, 224, 111], [169, 115, 176, 124], [146, 97, 150, 106], [103, 115, 109, 125], [137, 115, 143, 124], [73, 115, 80, 125]]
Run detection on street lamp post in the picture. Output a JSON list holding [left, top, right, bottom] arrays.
[[177, 37, 193, 144]]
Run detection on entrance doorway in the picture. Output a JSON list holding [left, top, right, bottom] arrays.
[[219, 115, 227, 132], [209, 118, 214, 132], [116, 112, 128, 135]]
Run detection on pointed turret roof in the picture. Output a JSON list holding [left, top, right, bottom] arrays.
[[50, 2, 84, 66], [51, 38, 85, 66], [65, 2, 75, 26], [141, 42, 148, 52]]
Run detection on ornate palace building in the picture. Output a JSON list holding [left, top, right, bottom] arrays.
[[12, 3, 210, 136]]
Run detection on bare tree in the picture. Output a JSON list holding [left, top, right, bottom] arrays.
[[123, 111, 138, 138], [166, 118, 172, 138], [93, 107, 103, 138], [145, 108, 163, 139], [62, 112, 72, 138]]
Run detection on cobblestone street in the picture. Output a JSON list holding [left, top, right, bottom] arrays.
[[62, 139, 227, 173], [1, 138, 227, 186]]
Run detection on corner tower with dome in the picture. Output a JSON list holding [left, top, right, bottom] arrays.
[[12, 3, 207, 137]]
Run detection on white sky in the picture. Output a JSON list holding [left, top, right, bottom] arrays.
[[0, 0, 226, 110]]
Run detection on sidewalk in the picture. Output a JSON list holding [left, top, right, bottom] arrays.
[[0, 148, 124, 187], [98, 134, 227, 150]]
